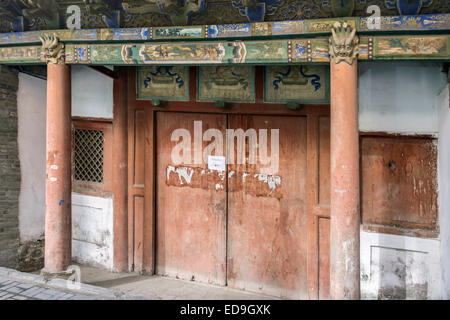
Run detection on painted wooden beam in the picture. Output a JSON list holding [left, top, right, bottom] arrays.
[[0, 35, 448, 65], [0, 14, 448, 47]]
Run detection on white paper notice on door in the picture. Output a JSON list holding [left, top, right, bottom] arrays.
[[208, 155, 226, 171]]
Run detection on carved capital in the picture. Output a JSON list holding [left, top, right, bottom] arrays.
[[40, 34, 65, 65], [329, 21, 359, 65]]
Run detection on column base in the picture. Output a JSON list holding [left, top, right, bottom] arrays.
[[40, 268, 74, 281]]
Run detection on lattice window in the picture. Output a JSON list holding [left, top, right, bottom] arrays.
[[74, 129, 104, 183]]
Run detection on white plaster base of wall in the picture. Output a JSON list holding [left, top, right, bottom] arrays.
[[360, 230, 442, 300], [71, 193, 113, 270]]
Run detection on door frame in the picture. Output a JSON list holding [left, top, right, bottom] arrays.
[[125, 66, 330, 299]]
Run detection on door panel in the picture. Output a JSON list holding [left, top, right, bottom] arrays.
[[227, 115, 308, 299], [156, 112, 227, 285]]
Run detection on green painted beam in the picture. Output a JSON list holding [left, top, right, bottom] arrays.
[[0, 35, 449, 65]]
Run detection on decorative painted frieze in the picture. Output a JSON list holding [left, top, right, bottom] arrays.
[[153, 26, 203, 39], [197, 66, 255, 102], [290, 38, 330, 62], [374, 35, 449, 58], [0, 14, 449, 47], [0, 45, 40, 63], [1, 35, 449, 65], [137, 66, 189, 101], [358, 14, 450, 32], [306, 18, 357, 33], [265, 65, 329, 103]]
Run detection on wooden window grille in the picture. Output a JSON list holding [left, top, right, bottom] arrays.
[[74, 129, 104, 183]]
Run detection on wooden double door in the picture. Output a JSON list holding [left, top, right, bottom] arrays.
[[154, 111, 331, 299]]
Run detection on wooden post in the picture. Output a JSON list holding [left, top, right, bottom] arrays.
[[329, 22, 361, 300], [41, 35, 72, 273], [112, 67, 129, 272]]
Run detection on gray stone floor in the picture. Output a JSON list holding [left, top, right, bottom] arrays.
[[0, 277, 100, 300], [0, 267, 147, 300], [78, 265, 280, 300], [1, 265, 280, 300]]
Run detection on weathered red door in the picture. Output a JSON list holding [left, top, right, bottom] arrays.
[[155, 111, 330, 299], [226, 115, 309, 299], [156, 112, 227, 285]]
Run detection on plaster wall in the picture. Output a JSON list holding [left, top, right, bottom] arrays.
[[72, 193, 113, 270], [437, 83, 450, 299], [360, 231, 442, 299], [72, 65, 113, 119], [358, 61, 445, 134], [17, 73, 46, 243]]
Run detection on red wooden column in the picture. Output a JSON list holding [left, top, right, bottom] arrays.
[[112, 67, 128, 272], [328, 22, 360, 300], [41, 35, 72, 273]]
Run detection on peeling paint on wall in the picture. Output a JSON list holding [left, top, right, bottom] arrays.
[[360, 231, 442, 300], [167, 165, 195, 185], [254, 173, 281, 195], [165, 165, 283, 197]]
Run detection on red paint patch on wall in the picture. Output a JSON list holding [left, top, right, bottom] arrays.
[[361, 136, 438, 231]]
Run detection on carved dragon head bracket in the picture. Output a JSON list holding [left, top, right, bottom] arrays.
[[329, 21, 359, 65], [40, 33, 65, 64]]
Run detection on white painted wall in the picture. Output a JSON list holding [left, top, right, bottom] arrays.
[[358, 61, 446, 134], [71, 65, 113, 119], [360, 231, 442, 300], [17, 73, 46, 242], [72, 193, 113, 269], [437, 83, 450, 299]]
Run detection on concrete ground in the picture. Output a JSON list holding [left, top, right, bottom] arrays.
[[77, 265, 280, 300]]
